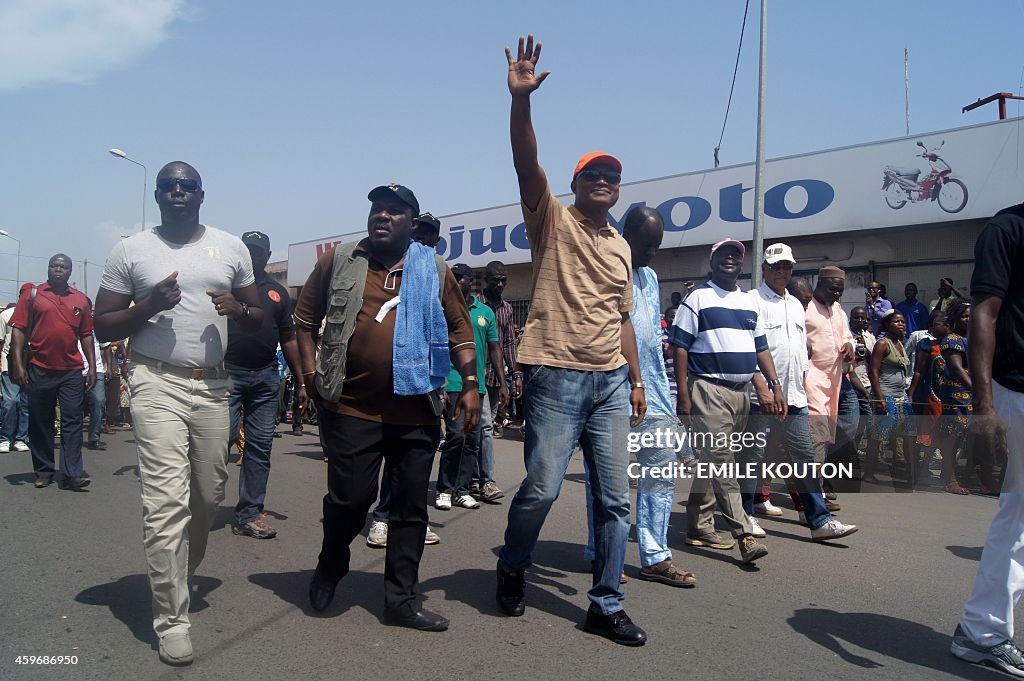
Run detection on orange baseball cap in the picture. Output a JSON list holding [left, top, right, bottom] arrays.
[[573, 151, 622, 178]]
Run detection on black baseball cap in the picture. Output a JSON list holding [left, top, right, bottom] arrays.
[[416, 213, 441, 231], [451, 263, 475, 280], [241, 230, 270, 251], [367, 183, 420, 215]]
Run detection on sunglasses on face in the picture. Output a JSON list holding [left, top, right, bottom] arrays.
[[577, 169, 621, 185], [156, 178, 200, 193], [767, 262, 793, 271]]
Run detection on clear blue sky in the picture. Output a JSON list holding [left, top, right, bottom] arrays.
[[3, 0, 1023, 300]]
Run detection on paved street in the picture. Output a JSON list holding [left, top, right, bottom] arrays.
[[0, 423, 1015, 681]]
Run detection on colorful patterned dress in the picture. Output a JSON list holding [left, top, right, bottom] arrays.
[[938, 333, 972, 437]]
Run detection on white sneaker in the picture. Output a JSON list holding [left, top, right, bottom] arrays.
[[810, 518, 859, 542], [366, 520, 388, 547], [158, 631, 193, 666], [13, 441, 29, 452], [453, 493, 480, 509], [0, 441, 9, 453], [750, 516, 767, 538], [435, 492, 452, 510], [754, 500, 784, 516], [424, 526, 441, 545]]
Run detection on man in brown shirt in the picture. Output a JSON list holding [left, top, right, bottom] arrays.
[[495, 35, 647, 647], [295, 183, 478, 632]]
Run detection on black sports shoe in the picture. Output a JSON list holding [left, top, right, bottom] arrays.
[[495, 561, 525, 616], [583, 605, 647, 646]]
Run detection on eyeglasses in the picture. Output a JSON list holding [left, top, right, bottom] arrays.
[[156, 178, 201, 193], [577, 169, 621, 185], [767, 262, 793, 271]]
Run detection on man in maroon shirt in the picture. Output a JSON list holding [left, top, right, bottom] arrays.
[[9, 254, 96, 490]]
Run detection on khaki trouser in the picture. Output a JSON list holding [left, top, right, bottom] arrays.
[[127, 363, 230, 637], [685, 377, 755, 538]]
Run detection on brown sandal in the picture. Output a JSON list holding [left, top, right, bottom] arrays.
[[945, 480, 970, 496], [638, 560, 696, 588]]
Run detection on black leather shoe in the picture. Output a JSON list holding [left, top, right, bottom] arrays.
[[495, 561, 526, 616], [308, 565, 340, 612], [382, 607, 449, 632], [583, 605, 647, 646], [59, 477, 91, 491]]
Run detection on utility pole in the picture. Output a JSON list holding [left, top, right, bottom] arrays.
[[904, 48, 910, 136], [751, 0, 768, 289]]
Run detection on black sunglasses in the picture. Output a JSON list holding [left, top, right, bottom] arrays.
[[156, 178, 201, 193], [767, 262, 794, 271], [577, 169, 621, 185]]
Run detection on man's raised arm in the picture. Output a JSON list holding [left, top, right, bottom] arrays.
[[506, 34, 551, 211]]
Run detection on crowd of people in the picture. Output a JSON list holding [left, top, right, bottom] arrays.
[[5, 32, 1024, 678]]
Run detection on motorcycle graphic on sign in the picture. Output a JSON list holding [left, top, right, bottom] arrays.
[[881, 140, 968, 213]]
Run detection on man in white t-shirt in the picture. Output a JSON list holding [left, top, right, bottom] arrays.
[[94, 161, 263, 667], [0, 302, 29, 452]]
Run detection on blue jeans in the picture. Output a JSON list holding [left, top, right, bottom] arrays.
[[584, 414, 684, 567], [740, 405, 832, 529], [475, 392, 495, 484], [86, 373, 106, 444], [499, 364, 631, 616], [827, 378, 861, 467], [1, 371, 29, 445], [228, 365, 281, 524]]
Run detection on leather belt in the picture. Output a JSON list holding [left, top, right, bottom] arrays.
[[130, 352, 228, 381], [694, 375, 748, 391]]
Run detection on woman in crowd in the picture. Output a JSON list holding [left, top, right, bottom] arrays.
[[863, 310, 915, 484], [933, 300, 983, 495], [906, 310, 949, 484]]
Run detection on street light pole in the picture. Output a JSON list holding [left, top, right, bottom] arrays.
[[0, 229, 21, 292], [108, 148, 147, 232]]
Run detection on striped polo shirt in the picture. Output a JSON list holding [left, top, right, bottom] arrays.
[[668, 281, 767, 384]]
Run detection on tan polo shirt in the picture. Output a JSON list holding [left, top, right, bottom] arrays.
[[517, 186, 632, 371]]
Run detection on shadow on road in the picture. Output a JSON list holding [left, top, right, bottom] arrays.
[[4, 472, 34, 486], [946, 545, 983, 561], [788, 609, 995, 679], [418, 566, 585, 625], [249, 569, 379, 617], [112, 464, 139, 478], [75, 574, 222, 645]]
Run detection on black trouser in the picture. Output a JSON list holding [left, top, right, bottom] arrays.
[[318, 410, 440, 612], [27, 365, 85, 480], [436, 392, 481, 496]]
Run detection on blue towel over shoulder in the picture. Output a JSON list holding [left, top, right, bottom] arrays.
[[393, 241, 450, 395]]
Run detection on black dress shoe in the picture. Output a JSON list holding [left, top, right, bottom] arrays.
[[495, 561, 526, 616], [382, 607, 449, 632], [583, 605, 647, 646], [59, 477, 91, 491], [308, 565, 340, 612], [86, 441, 107, 451]]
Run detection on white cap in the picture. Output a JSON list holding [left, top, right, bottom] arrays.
[[763, 242, 795, 265]]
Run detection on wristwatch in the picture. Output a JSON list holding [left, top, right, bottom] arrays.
[[238, 301, 251, 319], [631, 380, 645, 390], [767, 378, 782, 388], [464, 374, 479, 384]]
